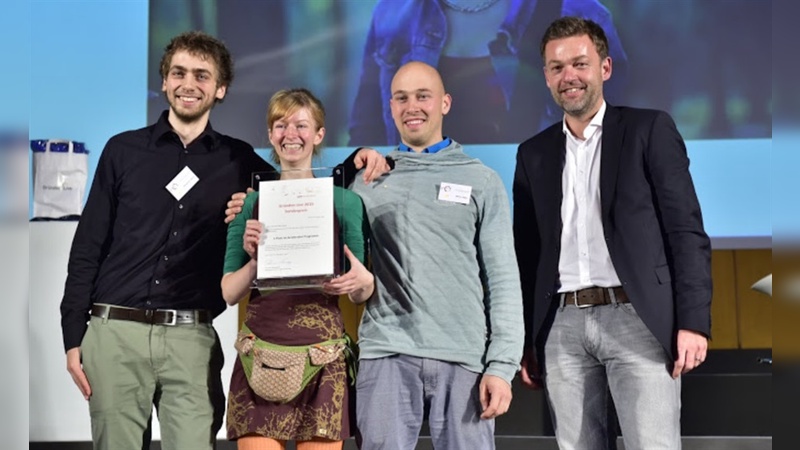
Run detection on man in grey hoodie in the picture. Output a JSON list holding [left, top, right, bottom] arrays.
[[350, 61, 524, 450]]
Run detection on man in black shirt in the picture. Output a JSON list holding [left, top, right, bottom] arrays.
[[60, 31, 276, 450]]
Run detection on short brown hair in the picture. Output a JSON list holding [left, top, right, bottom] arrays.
[[160, 31, 234, 101], [540, 17, 609, 61], [267, 88, 326, 163]]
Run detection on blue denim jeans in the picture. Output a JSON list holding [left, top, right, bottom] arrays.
[[356, 355, 495, 450], [543, 299, 681, 450]]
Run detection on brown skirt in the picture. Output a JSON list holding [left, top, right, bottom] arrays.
[[226, 290, 353, 441]]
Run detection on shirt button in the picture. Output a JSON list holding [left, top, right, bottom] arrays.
[[163, 255, 169, 261], [178, 204, 184, 209], [154, 279, 160, 285], [173, 231, 178, 236], [146, 300, 152, 305]]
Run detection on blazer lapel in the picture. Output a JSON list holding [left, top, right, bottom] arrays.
[[541, 129, 565, 243], [601, 105, 624, 221]]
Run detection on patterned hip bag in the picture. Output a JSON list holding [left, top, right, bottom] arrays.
[[234, 324, 354, 403]]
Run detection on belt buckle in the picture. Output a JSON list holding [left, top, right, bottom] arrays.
[[159, 309, 178, 326], [96, 305, 112, 319], [573, 290, 593, 309]]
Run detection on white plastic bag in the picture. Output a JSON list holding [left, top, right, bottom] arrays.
[[31, 139, 89, 219]]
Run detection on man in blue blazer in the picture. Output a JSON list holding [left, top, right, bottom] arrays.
[[513, 17, 712, 449]]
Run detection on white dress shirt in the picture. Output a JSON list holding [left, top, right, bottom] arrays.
[[557, 101, 621, 293]]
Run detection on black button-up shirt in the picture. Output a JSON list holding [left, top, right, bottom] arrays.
[[60, 111, 276, 351]]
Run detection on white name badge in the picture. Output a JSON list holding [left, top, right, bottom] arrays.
[[165, 166, 199, 201], [438, 182, 472, 205]]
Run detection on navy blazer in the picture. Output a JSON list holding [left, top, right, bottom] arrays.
[[513, 104, 712, 361]]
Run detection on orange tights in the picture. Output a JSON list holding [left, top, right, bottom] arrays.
[[237, 436, 343, 450]]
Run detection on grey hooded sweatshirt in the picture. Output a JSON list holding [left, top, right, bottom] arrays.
[[352, 140, 524, 383]]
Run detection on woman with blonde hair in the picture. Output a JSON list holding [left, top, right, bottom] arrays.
[[222, 88, 373, 450]]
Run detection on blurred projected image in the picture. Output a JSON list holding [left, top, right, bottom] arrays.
[[148, 0, 770, 147]]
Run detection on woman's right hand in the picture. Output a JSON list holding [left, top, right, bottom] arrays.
[[243, 219, 264, 260], [322, 245, 375, 303], [355, 148, 391, 183]]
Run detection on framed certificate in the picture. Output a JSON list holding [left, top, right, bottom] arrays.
[[251, 168, 344, 289]]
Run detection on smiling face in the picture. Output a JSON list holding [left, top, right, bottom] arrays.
[[389, 62, 451, 151], [268, 106, 325, 170], [161, 50, 226, 125], [543, 34, 611, 122]]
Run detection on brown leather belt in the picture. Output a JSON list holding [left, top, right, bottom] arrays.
[[561, 286, 629, 306], [91, 304, 212, 326]]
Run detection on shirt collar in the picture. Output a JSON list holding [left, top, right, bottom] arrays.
[[150, 110, 218, 151], [561, 101, 606, 139], [398, 137, 451, 154]]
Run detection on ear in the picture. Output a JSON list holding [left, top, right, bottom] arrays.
[[313, 127, 326, 146], [162, 78, 167, 93], [601, 57, 612, 82], [441, 93, 452, 116], [215, 84, 227, 101]]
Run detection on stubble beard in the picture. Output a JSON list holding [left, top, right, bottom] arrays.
[[168, 94, 215, 124], [555, 86, 599, 120]]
